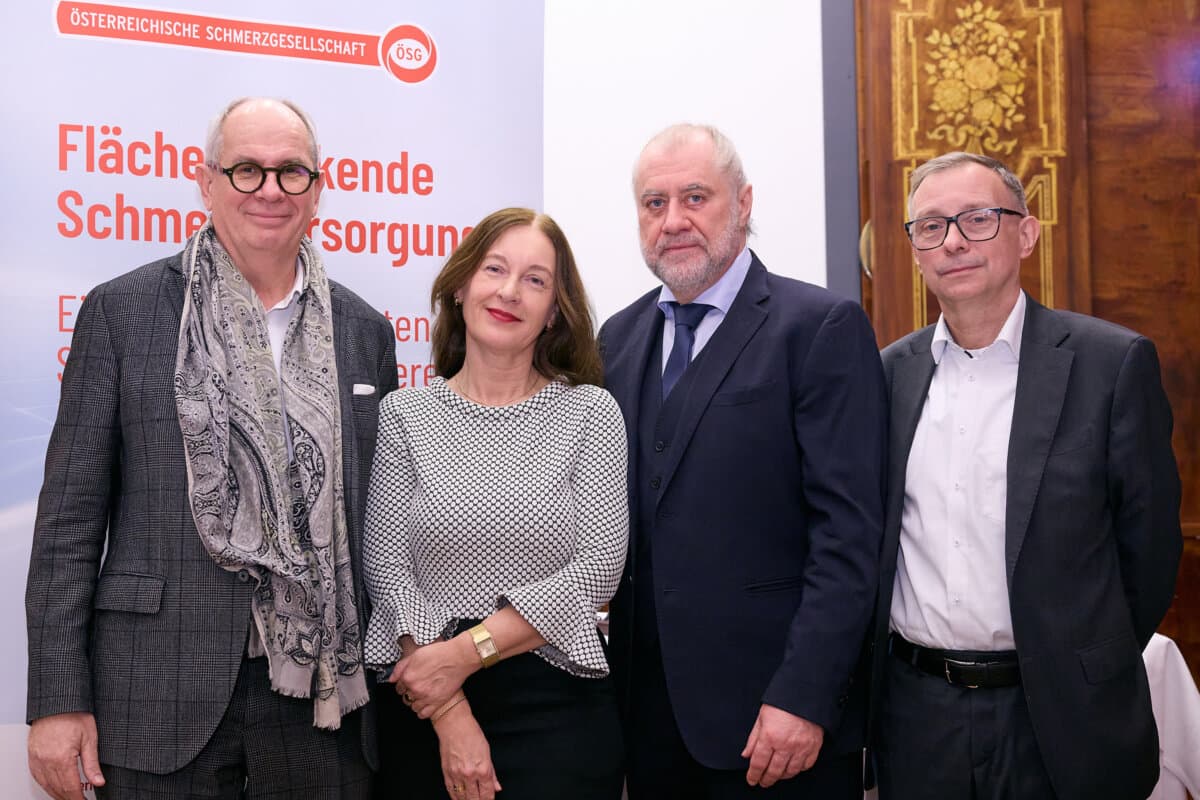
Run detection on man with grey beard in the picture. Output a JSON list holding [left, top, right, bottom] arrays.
[[597, 123, 886, 799]]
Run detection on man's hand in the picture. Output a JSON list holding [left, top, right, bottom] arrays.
[[28, 712, 105, 800], [740, 704, 824, 788]]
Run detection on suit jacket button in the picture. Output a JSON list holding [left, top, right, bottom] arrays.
[[236, 569, 251, 583], [650, 477, 661, 489], [654, 440, 665, 452]]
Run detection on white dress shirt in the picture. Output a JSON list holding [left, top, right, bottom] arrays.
[[265, 260, 305, 459], [890, 291, 1026, 651]]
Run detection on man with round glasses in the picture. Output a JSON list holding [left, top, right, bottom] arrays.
[[26, 97, 397, 799], [867, 151, 1181, 800], [215, 161, 321, 195]]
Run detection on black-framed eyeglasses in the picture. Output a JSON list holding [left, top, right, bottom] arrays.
[[904, 207, 1025, 250], [210, 161, 320, 195]]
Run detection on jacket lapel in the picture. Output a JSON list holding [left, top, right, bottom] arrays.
[[877, 330, 936, 615], [330, 287, 360, 547], [1005, 298, 1072, 586], [889, 332, 937, 495], [165, 251, 188, 319], [604, 291, 662, 501], [655, 257, 769, 502]]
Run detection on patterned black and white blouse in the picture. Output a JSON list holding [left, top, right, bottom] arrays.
[[362, 377, 629, 678]]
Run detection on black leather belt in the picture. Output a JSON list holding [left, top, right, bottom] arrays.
[[890, 634, 1021, 689]]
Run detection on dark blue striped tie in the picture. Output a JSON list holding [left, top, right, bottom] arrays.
[[661, 302, 713, 398]]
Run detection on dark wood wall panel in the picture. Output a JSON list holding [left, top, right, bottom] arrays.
[[1162, 537, 1200, 668], [1082, 0, 1200, 673]]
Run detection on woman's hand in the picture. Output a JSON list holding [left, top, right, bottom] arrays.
[[434, 702, 502, 800], [393, 637, 477, 718]]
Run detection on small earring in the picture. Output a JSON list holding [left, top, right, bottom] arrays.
[[454, 296, 462, 306]]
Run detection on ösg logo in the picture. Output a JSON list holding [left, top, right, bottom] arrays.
[[380, 24, 437, 83]]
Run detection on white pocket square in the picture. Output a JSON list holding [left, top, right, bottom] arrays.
[[352, 383, 376, 396]]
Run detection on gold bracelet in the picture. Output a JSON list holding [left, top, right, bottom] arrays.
[[431, 693, 467, 725]]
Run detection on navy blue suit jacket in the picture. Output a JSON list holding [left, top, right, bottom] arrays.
[[598, 253, 887, 768]]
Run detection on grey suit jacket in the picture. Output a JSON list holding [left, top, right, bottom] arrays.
[[26, 249, 399, 773], [869, 295, 1182, 800]]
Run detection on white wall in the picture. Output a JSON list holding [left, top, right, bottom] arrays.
[[544, 0, 828, 323]]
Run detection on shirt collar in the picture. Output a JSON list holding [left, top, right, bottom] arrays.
[[266, 258, 306, 313], [930, 290, 1026, 364], [656, 246, 753, 317]]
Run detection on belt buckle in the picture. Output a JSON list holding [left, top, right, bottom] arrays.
[[943, 658, 980, 689]]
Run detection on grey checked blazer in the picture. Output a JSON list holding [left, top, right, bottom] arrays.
[[26, 249, 399, 774]]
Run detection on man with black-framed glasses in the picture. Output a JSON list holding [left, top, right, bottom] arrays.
[[26, 97, 398, 799], [867, 151, 1181, 800]]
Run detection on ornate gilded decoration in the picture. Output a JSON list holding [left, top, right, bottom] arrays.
[[892, 0, 1066, 321], [925, 3, 1028, 154]]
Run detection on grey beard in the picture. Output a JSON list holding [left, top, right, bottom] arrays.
[[647, 254, 726, 299], [644, 224, 744, 299]]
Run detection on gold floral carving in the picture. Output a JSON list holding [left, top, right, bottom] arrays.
[[892, 0, 1066, 322], [924, 3, 1028, 154]]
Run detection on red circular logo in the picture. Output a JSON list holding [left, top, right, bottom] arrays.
[[379, 24, 437, 84]]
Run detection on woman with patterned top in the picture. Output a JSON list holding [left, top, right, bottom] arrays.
[[363, 207, 629, 800]]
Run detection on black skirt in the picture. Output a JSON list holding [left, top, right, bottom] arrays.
[[374, 634, 623, 800]]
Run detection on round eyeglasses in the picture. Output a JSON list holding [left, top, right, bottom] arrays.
[[211, 161, 321, 195], [904, 207, 1025, 250]]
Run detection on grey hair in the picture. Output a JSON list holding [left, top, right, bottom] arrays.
[[632, 123, 754, 235], [908, 151, 1028, 216], [633, 123, 749, 195], [204, 97, 320, 168]]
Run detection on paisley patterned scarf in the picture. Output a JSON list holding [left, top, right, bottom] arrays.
[[174, 222, 367, 729]]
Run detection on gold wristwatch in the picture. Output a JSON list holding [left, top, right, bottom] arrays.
[[469, 623, 500, 668]]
